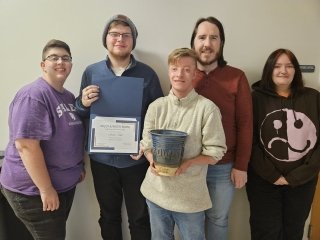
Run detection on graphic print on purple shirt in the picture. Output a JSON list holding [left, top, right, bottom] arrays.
[[0, 78, 85, 196]]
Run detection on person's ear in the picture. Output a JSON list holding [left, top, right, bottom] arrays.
[[40, 61, 46, 72]]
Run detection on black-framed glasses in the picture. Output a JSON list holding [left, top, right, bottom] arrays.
[[44, 55, 72, 63], [108, 32, 132, 40]]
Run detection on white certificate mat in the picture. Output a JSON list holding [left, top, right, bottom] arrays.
[[89, 116, 140, 154]]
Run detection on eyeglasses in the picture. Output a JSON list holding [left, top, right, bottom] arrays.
[[108, 32, 132, 40], [44, 55, 72, 63]]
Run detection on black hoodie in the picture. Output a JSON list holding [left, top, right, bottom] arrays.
[[250, 80, 320, 187]]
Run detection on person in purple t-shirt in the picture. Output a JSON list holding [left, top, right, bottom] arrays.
[[0, 39, 85, 240]]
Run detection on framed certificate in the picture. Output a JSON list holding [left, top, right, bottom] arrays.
[[89, 116, 140, 153], [88, 75, 144, 154]]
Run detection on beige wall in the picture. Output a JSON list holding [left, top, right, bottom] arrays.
[[1, 0, 319, 239]]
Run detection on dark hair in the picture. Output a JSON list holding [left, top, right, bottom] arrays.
[[42, 39, 71, 60], [260, 48, 304, 93], [190, 16, 227, 67]]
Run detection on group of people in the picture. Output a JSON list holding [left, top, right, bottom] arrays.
[[0, 13, 319, 240]]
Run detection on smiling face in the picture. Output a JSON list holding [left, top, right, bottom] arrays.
[[105, 23, 133, 60], [169, 56, 196, 99], [193, 21, 222, 68], [41, 47, 72, 91], [272, 53, 295, 95]]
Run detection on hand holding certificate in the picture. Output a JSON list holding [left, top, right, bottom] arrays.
[[88, 75, 144, 154]]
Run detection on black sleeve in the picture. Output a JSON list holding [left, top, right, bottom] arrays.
[[75, 70, 91, 118]]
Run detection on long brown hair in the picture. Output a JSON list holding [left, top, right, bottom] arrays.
[[260, 48, 304, 93], [190, 16, 227, 67]]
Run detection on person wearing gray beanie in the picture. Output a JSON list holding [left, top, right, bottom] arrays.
[[75, 13, 163, 240], [102, 14, 138, 50]]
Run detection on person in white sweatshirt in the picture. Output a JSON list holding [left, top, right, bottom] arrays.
[[140, 48, 227, 240]]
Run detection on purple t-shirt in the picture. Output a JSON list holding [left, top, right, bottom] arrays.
[[0, 78, 85, 195]]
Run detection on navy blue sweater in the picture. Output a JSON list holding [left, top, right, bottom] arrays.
[[75, 55, 163, 168]]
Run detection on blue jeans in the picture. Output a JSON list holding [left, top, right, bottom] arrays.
[[1, 186, 75, 240], [146, 199, 205, 240], [205, 162, 234, 240]]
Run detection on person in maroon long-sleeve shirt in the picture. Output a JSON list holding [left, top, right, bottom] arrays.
[[191, 16, 253, 240]]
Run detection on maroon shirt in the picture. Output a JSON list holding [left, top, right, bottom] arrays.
[[193, 65, 253, 171]]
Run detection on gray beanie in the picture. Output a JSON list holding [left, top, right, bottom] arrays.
[[102, 14, 138, 50]]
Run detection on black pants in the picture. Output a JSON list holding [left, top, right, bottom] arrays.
[[1, 187, 75, 240], [246, 169, 317, 240], [90, 160, 151, 240], [0, 187, 33, 240]]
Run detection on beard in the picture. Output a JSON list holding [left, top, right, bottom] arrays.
[[197, 46, 221, 66], [197, 57, 217, 66], [108, 51, 131, 61]]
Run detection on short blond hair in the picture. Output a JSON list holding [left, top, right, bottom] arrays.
[[168, 48, 197, 66]]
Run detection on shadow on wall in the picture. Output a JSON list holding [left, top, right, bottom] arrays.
[[134, 49, 170, 94]]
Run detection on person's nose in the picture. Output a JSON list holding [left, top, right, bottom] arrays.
[[280, 66, 287, 74], [176, 69, 184, 77], [116, 34, 124, 41], [56, 57, 64, 64], [203, 37, 211, 47]]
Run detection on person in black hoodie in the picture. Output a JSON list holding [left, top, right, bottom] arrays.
[[246, 48, 320, 240]]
